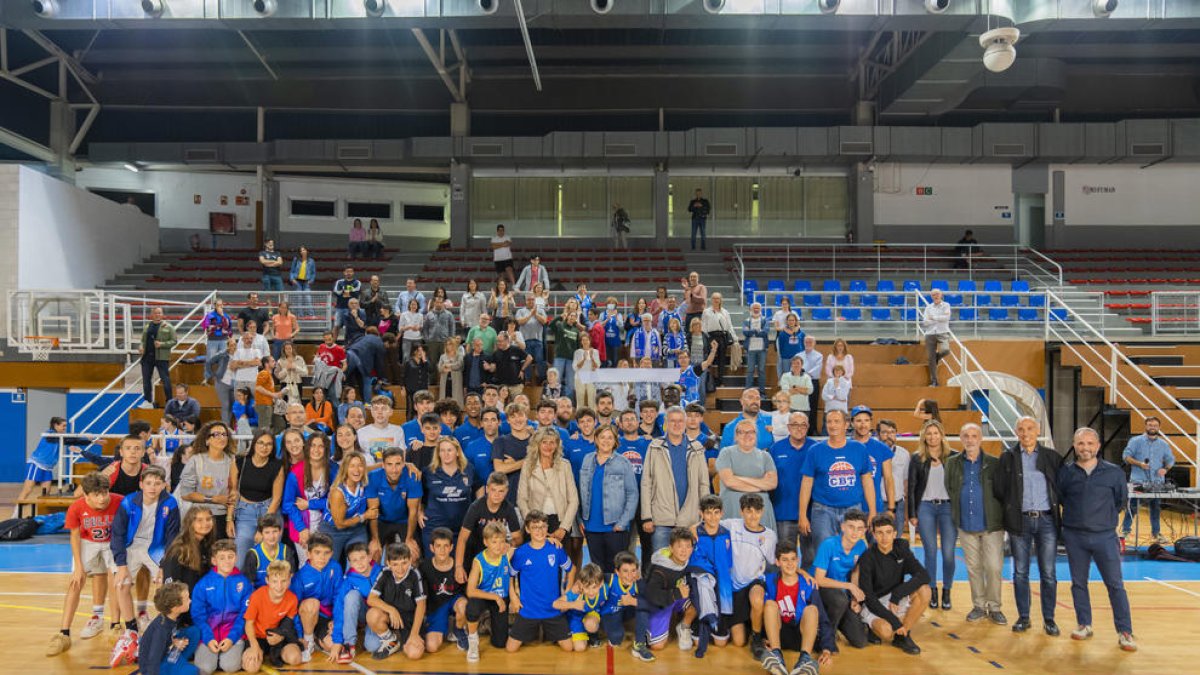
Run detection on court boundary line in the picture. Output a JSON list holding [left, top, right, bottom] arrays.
[[1143, 576, 1200, 598]]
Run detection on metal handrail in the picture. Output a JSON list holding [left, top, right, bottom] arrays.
[[1025, 247, 1064, 287], [1045, 288, 1200, 472], [1149, 291, 1200, 336], [911, 293, 1022, 439], [69, 291, 216, 435]]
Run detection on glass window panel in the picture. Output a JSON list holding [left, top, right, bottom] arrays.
[[515, 177, 558, 237], [758, 176, 805, 237], [803, 176, 849, 237], [712, 176, 754, 236], [669, 178, 712, 237], [609, 177, 653, 236], [561, 177, 608, 237], [471, 177, 515, 236]]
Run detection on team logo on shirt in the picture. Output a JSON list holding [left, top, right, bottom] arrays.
[[547, 554, 557, 567], [622, 451, 644, 474], [828, 460, 858, 488], [236, 582, 245, 593]]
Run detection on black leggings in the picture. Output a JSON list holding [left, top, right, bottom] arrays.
[[585, 530, 630, 574], [466, 597, 510, 648], [819, 587, 868, 648]]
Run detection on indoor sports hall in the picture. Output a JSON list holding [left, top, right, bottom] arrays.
[[1, 1, 1199, 674]]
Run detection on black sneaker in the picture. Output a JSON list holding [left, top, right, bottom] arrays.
[[1044, 620, 1061, 637], [750, 633, 767, 661], [1012, 617, 1031, 633], [892, 634, 921, 655], [632, 642, 656, 662], [866, 631, 882, 645], [587, 634, 604, 649]]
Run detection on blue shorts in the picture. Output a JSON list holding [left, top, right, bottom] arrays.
[[648, 599, 690, 646], [25, 462, 52, 483], [424, 595, 462, 634], [568, 610, 601, 641]]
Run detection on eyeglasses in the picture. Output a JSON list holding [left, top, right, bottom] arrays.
[[736, 429, 756, 436], [209, 431, 229, 437]]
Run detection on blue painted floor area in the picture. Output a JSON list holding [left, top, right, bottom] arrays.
[[4, 536, 1199, 581]]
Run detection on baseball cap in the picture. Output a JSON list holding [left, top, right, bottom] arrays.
[[850, 405, 873, 419]]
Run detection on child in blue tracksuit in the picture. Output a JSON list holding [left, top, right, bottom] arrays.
[[291, 533, 343, 660], [18, 416, 96, 504], [330, 542, 382, 664], [689, 494, 734, 655], [191, 539, 252, 675], [137, 582, 197, 675], [600, 552, 641, 647]]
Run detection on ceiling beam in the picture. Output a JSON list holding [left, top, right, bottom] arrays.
[[410, 28, 464, 103]]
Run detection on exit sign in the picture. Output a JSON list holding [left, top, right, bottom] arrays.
[[914, 186, 933, 196]]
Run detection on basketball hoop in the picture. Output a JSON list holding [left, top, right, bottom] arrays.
[[22, 335, 60, 361]]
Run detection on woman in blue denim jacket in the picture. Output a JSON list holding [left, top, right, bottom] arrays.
[[579, 426, 639, 573]]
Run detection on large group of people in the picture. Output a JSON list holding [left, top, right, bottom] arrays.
[[29, 242, 1145, 675]]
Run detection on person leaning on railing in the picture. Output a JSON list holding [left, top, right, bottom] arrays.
[[921, 289, 952, 387]]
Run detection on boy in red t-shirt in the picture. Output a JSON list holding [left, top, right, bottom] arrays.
[[242, 560, 303, 673], [47, 472, 123, 657]]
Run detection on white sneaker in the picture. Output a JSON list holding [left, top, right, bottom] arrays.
[[1071, 625, 1094, 641], [466, 634, 480, 662], [136, 612, 150, 634], [137, 401, 154, 410], [1118, 632, 1138, 652], [676, 622, 695, 651], [79, 615, 104, 639], [300, 641, 314, 663]]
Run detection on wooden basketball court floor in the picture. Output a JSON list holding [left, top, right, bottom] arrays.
[[2, 520, 1197, 675]]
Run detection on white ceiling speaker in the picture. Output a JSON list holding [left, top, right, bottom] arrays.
[[817, 0, 840, 14], [251, 0, 276, 16], [478, 0, 498, 14], [364, 0, 387, 16], [1093, 0, 1117, 17], [924, 0, 950, 13], [31, 0, 58, 17], [980, 26, 1020, 73], [140, 0, 163, 17], [591, 0, 613, 14], [703, 0, 725, 14]]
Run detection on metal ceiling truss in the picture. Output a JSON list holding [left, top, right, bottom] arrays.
[[855, 30, 930, 101], [410, 28, 470, 102], [0, 27, 101, 158]]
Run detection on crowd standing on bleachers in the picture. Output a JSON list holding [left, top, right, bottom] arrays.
[[28, 242, 1142, 675]]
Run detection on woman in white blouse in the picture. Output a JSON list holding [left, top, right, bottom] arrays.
[[398, 298, 424, 361], [824, 337, 855, 381], [701, 292, 736, 387], [772, 296, 799, 333], [572, 332, 601, 408], [459, 278, 487, 336]]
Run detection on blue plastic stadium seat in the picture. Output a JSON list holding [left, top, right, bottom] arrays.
[[860, 294, 879, 307], [902, 308, 918, 322], [871, 308, 892, 321], [848, 280, 867, 293], [958, 308, 977, 321], [743, 280, 759, 292], [767, 280, 785, 293], [930, 280, 950, 291], [957, 280, 977, 292], [946, 294, 964, 306], [988, 308, 1010, 321], [803, 293, 822, 307], [1000, 294, 1019, 307], [822, 280, 842, 292], [841, 308, 862, 321], [903, 280, 921, 292], [975, 293, 993, 307], [1049, 308, 1068, 322], [774, 294, 791, 307], [1018, 308, 1039, 321], [1027, 294, 1045, 307], [793, 280, 813, 292], [763, 307, 774, 320], [876, 280, 896, 292], [983, 280, 1003, 292], [752, 293, 766, 305], [1011, 280, 1031, 293], [834, 294, 851, 307], [887, 294, 905, 307], [811, 308, 833, 321]]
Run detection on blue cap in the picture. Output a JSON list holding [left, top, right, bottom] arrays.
[[850, 405, 873, 419]]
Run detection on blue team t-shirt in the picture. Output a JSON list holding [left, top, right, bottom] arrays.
[[859, 436, 893, 512], [770, 436, 814, 522], [617, 437, 649, 488], [511, 541, 573, 619], [811, 535, 867, 581], [565, 438, 596, 484], [800, 440, 871, 508], [365, 466, 423, 523]]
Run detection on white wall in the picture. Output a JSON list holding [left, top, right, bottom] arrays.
[[0, 166, 20, 331], [1051, 163, 1200, 226], [873, 162, 1014, 226], [17, 165, 160, 289], [75, 168, 450, 239]]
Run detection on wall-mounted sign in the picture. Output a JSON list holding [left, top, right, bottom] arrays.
[[193, 194, 201, 204], [914, 186, 933, 196], [1081, 186, 1116, 195]]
